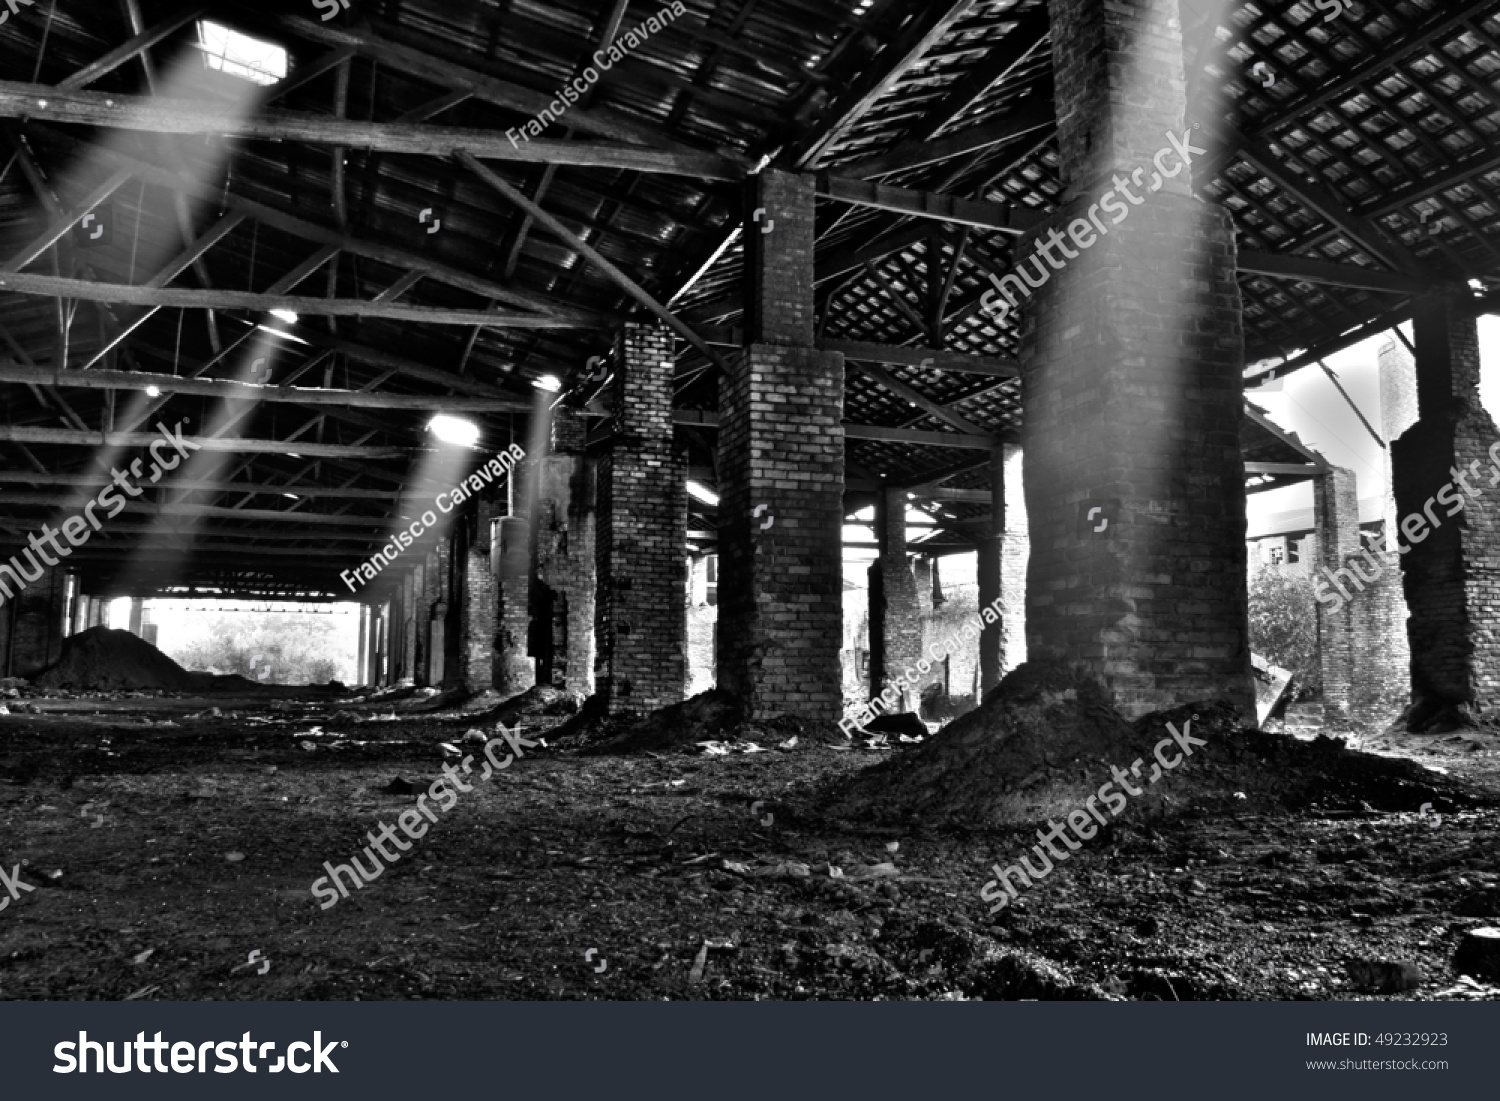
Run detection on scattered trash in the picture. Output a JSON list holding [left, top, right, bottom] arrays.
[[779, 737, 798, 750], [225, 852, 246, 863], [123, 985, 160, 1001], [298, 740, 317, 752], [131, 948, 154, 965], [439, 742, 462, 757], [462, 728, 488, 744]]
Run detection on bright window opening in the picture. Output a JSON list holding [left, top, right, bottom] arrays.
[[197, 21, 287, 86]]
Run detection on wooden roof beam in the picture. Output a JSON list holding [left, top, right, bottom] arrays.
[[0, 363, 530, 412], [0, 272, 574, 328], [462, 151, 724, 367], [0, 82, 742, 179], [815, 174, 1046, 235], [39, 130, 604, 323]]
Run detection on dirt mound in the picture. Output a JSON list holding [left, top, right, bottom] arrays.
[[824, 659, 1486, 828], [36, 628, 205, 692]]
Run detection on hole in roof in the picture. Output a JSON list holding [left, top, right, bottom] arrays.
[[196, 21, 287, 86]]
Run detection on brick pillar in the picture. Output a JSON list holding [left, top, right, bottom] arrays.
[[72, 593, 90, 635], [495, 452, 536, 697], [1002, 444, 1029, 674], [1390, 294, 1500, 726], [428, 544, 450, 687], [978, 445, 1006, 697], [913, 558, 934, 617], [356, 604, 369, 687], [1019, 0, 1254, 719], [536, 407, 596, 695], [127, 597, 144, 638], [90, 597, 107, 628], [594, 325, 687, 713], [2, 565, 67, 677], [1313, 467, 1361, 718], [400, 570, 419, 684], [868, 486, 921, 709], [718, 170, 844, 724], [458, 500, 498, 691]]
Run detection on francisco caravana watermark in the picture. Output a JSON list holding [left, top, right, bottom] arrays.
[[340, 444, 524, 593], [978, 714, 1207, 914], [506, 0, 686, 148], [0, 420, 200, 608], [1315, 444, 1500, 613], [311, 724, 538, 909], [839, 595, 1007, 737], [979, 127, 1208, 325]]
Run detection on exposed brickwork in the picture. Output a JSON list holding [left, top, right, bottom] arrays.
[[495, 453, 536, 697], [1312, 468, 1407, 722], [718, 343, 845, 722], [1018, 0, 1254, 719], [1020, 197, 1253, 719], [743, 171, 817, 346], [978, 447, 1006, 696], [1002, 444, 1029, 673], [595, 325, 688, 713], [427, 544, 451, 687], [0, 567, 67, 677], [1048, 0, 1192, 202], [458, 502, 498, 692], [536, 408, 596, 695], [868, 486, 922, 708], [1391, 296, 1500, 717]]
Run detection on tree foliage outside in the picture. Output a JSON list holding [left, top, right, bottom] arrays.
[[1248, 568, 1321, 696], [166, 610, 356, 685]]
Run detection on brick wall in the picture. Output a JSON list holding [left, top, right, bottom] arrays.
[[594, 325, 687, 712]]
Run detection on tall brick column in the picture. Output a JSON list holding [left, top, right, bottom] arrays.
[[1390, 294, 1500, 727], [1313, 467, 1361, 718], [1001, 444, 1028, 673], [978, 445, 1006, 697], [495, 450, 536, 697], [536, 407, 596, 695], [718, 169, 844, 724], [457, 501, 499, 693], [1019, 0, 1254, 718], [0, 566, 67, 677], [868, 486, 921, 708], [594, 325, 687, 713]]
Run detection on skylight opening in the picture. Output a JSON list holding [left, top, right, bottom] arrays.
[[196, 21, 287, 86]]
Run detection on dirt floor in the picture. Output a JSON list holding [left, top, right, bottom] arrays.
[[1, 684, 1499, 1001]]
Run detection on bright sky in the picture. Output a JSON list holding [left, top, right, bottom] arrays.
[[1245, 316, 1500, 534]]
